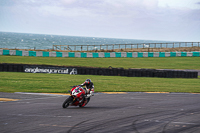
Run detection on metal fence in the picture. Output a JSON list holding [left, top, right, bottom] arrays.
[[53, 42, 200, 51]]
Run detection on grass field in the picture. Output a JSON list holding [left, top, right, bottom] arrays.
[[0, 72, 200, 93], [0, 55, 200, 93], [1, 56, 200, 70]]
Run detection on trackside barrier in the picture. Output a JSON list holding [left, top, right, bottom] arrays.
[[1, 49, 200, 58], [0, 63, 198, 78], [0, 63, 77, 74]]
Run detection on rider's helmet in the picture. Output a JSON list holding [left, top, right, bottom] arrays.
[[85, 79, 91, 84]]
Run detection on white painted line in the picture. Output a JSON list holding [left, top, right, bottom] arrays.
[[8, 114, 72, 118], [144, 119, 197, 125], [171, 122, 197, 125], [15, 92, 68, 96]]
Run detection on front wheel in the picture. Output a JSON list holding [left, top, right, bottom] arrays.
[[62, 96, 73, 108], [79, 97, 90, 107]]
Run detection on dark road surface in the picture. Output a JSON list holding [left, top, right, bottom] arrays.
[[0, 92, 200, 133]]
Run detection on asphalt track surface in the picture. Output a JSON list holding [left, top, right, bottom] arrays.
[[0, 92, 200, 133]]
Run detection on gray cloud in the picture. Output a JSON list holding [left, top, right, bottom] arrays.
[[0, 0, 199, 41]]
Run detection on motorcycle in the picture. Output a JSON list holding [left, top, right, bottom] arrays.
[[62, 85, 90, 108]]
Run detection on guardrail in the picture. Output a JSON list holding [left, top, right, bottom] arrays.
[[53, 42, 200, 51]]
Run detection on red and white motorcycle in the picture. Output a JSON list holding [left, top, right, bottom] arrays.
[[62, 85, 90, 108]]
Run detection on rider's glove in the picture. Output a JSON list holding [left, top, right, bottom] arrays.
[[90, 90, 94, 96], [86, 91, 94, 98]]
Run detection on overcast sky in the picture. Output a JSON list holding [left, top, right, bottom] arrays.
[[0, 0, 200, 41]]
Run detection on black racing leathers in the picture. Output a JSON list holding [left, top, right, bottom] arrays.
[[80, 82, 94, 91]]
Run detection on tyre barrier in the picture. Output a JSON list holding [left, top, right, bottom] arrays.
[[0, 63, 198, 78], [0, 63, 78, 74]]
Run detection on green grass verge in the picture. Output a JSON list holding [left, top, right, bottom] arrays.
[[1, 55, 200, 70], [1, 56, 200, 93], [0, 72, 200, 93]]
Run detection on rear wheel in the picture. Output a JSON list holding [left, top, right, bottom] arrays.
[[62, 96, 73, 108]]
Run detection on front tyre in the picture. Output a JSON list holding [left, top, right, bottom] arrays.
[[62, 96, 73, 108], [79, 97, 90, 107]]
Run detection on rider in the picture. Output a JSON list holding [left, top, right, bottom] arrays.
[[79, 79, 94, 106], [80, 79, 94, 98]]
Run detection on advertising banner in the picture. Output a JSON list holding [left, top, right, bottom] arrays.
[[24, 65, 77, 75]]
